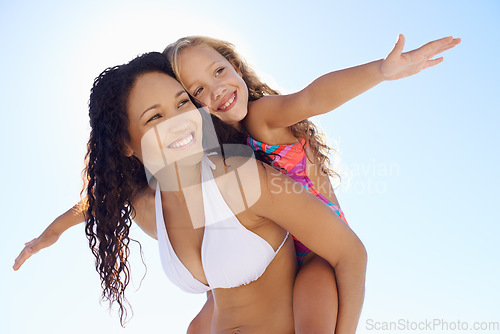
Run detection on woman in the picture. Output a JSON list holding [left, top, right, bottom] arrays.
[[16, 52, 366, 333]]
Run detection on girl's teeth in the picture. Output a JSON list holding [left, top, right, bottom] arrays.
[[170, 133, 193, 148], [220, 94, 235, 110]]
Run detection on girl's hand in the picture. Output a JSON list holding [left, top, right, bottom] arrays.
[[13, 228, 61, 271], [381, 34, 461, 80]]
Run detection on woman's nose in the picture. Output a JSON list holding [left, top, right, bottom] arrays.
[[166, 114, 191, 133]]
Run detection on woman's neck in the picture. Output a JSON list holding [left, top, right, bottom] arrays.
[[157, 160, 202, 196], [158, 161, 206, 229]]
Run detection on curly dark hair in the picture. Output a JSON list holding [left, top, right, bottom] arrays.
[[82, 51, 271, 327], [83, 52, 177, 326]]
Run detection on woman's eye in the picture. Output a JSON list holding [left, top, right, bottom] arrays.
[[215, 67, 224, 76], [178, 99, 190, 108], [193, 87, 203, 97], [146, 114, 161, 124]]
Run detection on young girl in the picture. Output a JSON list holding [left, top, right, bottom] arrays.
[[162, 34, 460, 332], [14, 35, 460, 332]]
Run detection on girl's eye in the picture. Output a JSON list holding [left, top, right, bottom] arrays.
[[215, 67, 224, 76], [146, 114, 161, 124], [178, 99, 189, 108], [193, 87, 203, 97]]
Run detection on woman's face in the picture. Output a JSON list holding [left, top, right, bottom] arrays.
[[176, 45, 249, 128], [126, 71, 204, 174]]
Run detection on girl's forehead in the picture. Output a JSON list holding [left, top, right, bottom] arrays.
[[180, 45, 227, 64]]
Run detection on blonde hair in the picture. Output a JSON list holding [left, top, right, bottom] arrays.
[[163, 36, 339, 179]]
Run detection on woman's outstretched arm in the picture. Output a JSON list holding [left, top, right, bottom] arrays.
[[13, 187, 158, 271], [13, 202, 85, 271]]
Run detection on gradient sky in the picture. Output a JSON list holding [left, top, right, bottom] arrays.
[[1, 0, 499, 333]]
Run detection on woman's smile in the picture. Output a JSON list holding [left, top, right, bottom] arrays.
[[166, 131, 196, 150]]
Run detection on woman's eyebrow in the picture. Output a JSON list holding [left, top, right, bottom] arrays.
[[140, 91, 186, 119], [140, 104, 159, 119]]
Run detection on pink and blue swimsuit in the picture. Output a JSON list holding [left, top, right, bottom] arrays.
[[247, 136, 349, 267]]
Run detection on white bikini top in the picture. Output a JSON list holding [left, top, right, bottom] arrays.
[[155, 154, 289, 293]]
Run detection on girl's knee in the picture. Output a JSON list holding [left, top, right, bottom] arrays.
[[298, 255, 336, 283]]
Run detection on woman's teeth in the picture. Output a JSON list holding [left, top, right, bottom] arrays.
[[168, 132, 194, 149], [219, 93, 235, 110]]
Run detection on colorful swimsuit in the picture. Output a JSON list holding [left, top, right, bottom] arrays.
[[247, 136, 348, 267]]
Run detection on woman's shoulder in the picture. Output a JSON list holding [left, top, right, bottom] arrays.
[[208, 154, 268, 178], [207, 154, 273, 208], [130, 185, 157, 239], [206, 154, 282, 232], [133, 184, 155, 201]]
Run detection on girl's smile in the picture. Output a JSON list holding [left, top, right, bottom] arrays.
[[217, 91, 237, 112]]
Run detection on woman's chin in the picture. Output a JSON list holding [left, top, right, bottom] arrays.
[[173, 150, 205, 167]]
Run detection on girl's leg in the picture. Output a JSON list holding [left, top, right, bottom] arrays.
[[186, 292, 214, 334], [293, 254, 338, 333]]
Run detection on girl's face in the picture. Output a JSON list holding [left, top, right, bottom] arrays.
[[176, 45, 249, 128], [126, 72, 204, 173]]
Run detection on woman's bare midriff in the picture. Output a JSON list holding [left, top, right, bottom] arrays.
[[211, 237, 297, 334]]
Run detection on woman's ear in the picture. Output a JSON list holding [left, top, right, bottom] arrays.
[[123, 143, 134, 157]]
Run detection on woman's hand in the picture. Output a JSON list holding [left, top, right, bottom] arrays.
[[13, 228, 61, 271], [381, 34, 461, 80], [12, 202, 86, 271]]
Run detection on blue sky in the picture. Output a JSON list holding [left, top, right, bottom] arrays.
[[1, 0, 499, 333]]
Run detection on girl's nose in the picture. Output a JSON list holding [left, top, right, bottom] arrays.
[[212, 85, 226, 101]]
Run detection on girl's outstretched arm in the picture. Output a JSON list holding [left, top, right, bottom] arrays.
[[253, 162, 367, 333], [248, 35, 461, 130], [13, 202, 85, 271]]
